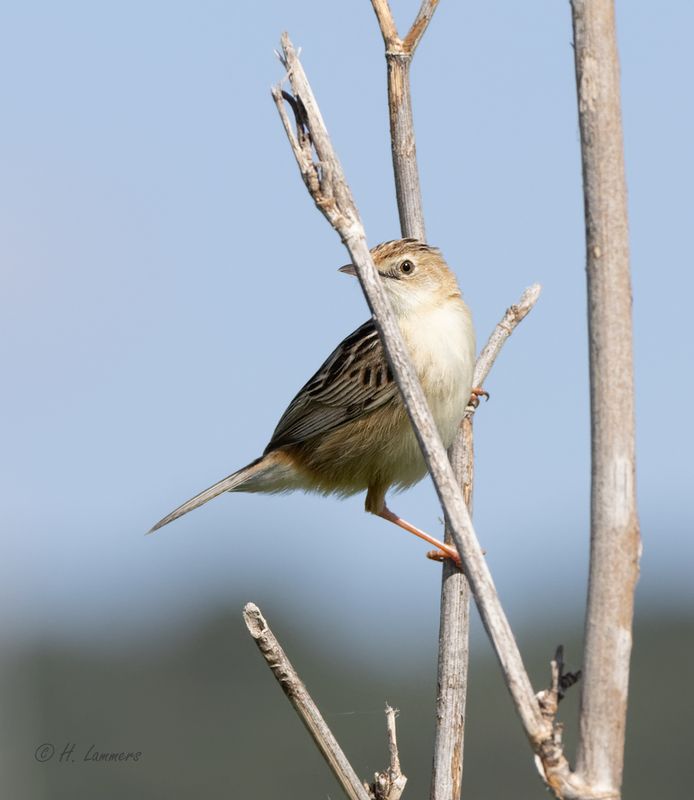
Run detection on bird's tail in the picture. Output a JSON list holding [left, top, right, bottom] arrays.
[[148, 450, 298, 533]]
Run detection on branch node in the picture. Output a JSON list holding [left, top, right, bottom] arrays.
[[367, 705, 407, 800], [537, 645, 582, 723]]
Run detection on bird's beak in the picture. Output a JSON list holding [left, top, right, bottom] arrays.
[[338, 263, 357, 277]]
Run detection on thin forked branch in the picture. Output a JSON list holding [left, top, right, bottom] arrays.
[[371, 9, 541, 798], [368, 6, 468, 796], [371, 0, 440, 54], [369, 0, 440, 239]]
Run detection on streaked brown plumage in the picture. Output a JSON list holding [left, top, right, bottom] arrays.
[[150, 239, 476, 563]]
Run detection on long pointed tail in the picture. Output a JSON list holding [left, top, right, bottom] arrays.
[[148, 453, 290, 533]]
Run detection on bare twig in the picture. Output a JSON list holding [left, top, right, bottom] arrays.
[[243, 603, 372, 800], [403, 0, 441, 54], [533, 648, 588, 797], [431, 516, 469, 800], [272, 33, 612, 799], [371, 0, 399, 49], [468, 285, 542, 400], [370, 0, 440, 238], [371, 0, 440, 54], [571, 1, 640, 795], [537, 646, 582, 723], [366, 705, 407, 800]]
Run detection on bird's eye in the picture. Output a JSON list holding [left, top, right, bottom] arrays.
[[400, 260, 415, 275]]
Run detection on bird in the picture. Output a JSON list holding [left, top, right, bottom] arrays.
[[149, 239, 476, 564]]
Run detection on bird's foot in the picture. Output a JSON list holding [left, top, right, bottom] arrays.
[[467, 386, 490, 409], [427, 545, 487, 564], [426, 548, 461, 567]]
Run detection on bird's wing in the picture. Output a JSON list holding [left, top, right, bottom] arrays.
[[265, 319, 399, 451]]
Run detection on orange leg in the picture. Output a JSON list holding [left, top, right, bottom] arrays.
[[378, 506, 461, 567]]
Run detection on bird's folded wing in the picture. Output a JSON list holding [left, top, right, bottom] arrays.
[[265, 319, 399, 451]]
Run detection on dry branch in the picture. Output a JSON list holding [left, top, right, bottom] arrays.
[[432, 283, 541, 799], [370, 0, 441, 239], [537, 646, 582, 731], [272, 32, 606, 799], [369, 13, 543, 799], [468, 285, 542, 395], [243, 603, 372, 800], [369, 5, 471, 796], [244, 603, 407, 800], [571, 0, 640, 795], [366, 705, 407, 800], [432, 497, 469, 800], [371, 9, 544, 795]]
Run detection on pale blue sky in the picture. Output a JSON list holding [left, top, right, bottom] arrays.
[[1, 1, 692, 656]]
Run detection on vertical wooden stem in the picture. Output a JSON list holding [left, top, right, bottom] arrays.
[[371, 7, 467, 793], [571, 1, 640, 793], [431, 421, 472, 800], [372, 6, 467, 794], [386, 53, 426, 241]]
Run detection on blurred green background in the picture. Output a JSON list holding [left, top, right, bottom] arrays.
[[1, 1, 692, 797], [3, 605, 692, 798]]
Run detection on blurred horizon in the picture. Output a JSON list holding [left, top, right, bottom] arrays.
[[3, 603, 691, 798]]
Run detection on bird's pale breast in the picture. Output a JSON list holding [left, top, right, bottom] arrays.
[[290, 297, 475, 497]]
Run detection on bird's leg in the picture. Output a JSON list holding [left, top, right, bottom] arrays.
[[468, 386, 490, 409], [378, 506, 461, 567]]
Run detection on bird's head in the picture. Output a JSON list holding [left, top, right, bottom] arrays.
[[339, 238, 461, 317]]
